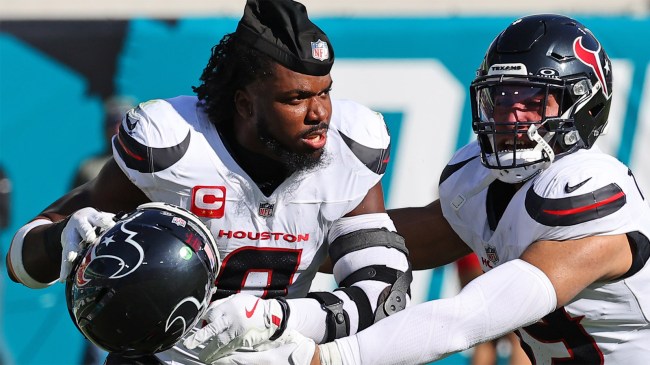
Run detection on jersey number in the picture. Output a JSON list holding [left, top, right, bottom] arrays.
[[518, 307, 603, 364], [213, 246, 302, 299]]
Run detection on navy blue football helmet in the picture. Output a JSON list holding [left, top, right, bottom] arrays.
[[470, 14, 613, 183], [66, 202, 220, 357]]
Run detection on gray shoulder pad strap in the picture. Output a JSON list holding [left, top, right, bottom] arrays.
[[329, 228, 408, 265]]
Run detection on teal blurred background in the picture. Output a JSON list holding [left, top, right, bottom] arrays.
[[1, 15, 649, 365]]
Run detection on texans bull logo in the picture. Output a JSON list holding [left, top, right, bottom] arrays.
[[75, 211, 146, 287], [72, 209, 209, 336], [165, 296, 208, 336], [573, 35, 610, 97]]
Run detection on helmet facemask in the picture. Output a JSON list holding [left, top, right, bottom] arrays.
[[471, 75, 596, 184], [470, 14, 613, 184]]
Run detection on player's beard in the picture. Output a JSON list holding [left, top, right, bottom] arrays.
[[256, 119, 327, 173]]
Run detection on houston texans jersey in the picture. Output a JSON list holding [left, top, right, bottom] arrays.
[[112, 95, 390, 300], [439, 141, 650, 363]]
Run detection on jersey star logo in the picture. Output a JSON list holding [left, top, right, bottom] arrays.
[[564, 177, 592, 193]]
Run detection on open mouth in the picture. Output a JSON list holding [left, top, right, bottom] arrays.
[[301, 129, 327, 150], [497, 138, 536, 153]]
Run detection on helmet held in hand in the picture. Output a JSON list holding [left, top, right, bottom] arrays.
[[65, 202, 220, 357]]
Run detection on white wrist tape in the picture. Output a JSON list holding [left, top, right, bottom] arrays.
[[9, 219, 57, 288], [337, 259, 557, 365]]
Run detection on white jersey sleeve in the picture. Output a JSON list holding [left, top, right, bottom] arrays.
[[524, 149, 647, 241], [328, 99, 391, 177], [112, 97, 201, 202]]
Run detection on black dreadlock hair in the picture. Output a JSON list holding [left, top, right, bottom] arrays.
[[192, 33, 275, 132]]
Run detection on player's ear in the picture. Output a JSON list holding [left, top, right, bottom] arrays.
[[234, 89, 254, 119]]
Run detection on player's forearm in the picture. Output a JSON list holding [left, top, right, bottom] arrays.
[[8, 182, 103, 287], [286, 297, 329, 342], [287, 258, 409, 344], [287, 213, 411, 344], [329, 260, 557, 364], [388, 201, 470, 270], [7, 219, 65, 287]]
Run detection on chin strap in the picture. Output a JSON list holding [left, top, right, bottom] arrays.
[[528, 124, 555, 164]]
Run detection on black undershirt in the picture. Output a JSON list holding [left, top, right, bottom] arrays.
[[486, 179, 518, 231]]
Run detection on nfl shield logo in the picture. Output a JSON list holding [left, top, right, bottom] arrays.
[[485, 244, 500, 265], [311, 39, 329, 61], [258, 202, 275, 217]]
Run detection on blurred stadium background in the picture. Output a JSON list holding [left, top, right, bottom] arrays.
[[1, 0, 649, 364]]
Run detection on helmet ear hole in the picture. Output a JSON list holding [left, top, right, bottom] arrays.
[[589, 103, 605, 120]]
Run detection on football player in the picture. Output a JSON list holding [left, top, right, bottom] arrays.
[[5, 0, 411, 363], [211, 14, 650, 365]]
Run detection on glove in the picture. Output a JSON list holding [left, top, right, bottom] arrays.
[[59, 207, 115, 282], [183, 293, 286, 357], [210, 329, 316, 365]]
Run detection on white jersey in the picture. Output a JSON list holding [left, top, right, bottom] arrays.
[[439, 141, 650, 363], [112, 96, 390, 300]]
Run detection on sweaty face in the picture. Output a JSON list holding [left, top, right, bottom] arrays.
[[250, 63, 333, 172], [477, 85, 561, 153]]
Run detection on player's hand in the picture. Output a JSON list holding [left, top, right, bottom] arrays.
[[183, 293, 286, 357], [209, 330, 316, 365], [59, 207, 115, 282]]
